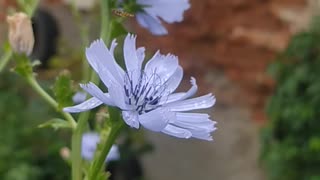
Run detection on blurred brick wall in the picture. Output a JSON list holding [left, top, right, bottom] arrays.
[[133, 0, 306, 122]]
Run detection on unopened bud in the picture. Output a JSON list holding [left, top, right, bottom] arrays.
[[6, 12, 34, 55], [60, 147, 71, 160]]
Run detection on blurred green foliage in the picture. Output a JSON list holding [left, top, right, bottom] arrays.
[[0, 72, 70, 180], [261, 25, 320, 179]]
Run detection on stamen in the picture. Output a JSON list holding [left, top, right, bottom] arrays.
[[123, 70, 168, 115]]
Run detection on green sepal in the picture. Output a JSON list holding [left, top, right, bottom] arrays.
[[38, 118, 71, 130], [52, 70, 74, 110], [13, 54, 33, 78]]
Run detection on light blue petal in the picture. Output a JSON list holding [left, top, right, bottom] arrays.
[[82, 133, 120, 162], [189, 131, 214, 141], [108, 83, 127, 109], [124, 34, 144, 73], [138, 108, 174, 132], [162, 112, 216, 141], [166, 93, 216, 111], [63, 97, 103, 113], [123, 34, 144, 88], [136, 13, 168, 35], [145, 51, 179, 84], [72, 91, 87, 104], [110, 39, 118, 54], [174, 113, 215, 129], [167, 77, 198, 103], [82, 132, 100, 161], [122, 111, 140, 129], [161, 124, 192, 139], [137, 47, 146, 62], [107, 145, 120, 162], [165, 66, 183, 93], [85, 39, 125, 86], [80, 82, 115, 106], [160, 76, 198, 105], [138, 0, 190, 23]]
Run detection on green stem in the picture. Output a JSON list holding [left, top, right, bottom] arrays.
[[72, 0, 113, 178], [26, 76, 77, 129], [71, 0, 114, 179], [0, 50, 12, 72], [100, 0, 112, 43], [87, 108, 124, 180], [71, 112, 89, 180]]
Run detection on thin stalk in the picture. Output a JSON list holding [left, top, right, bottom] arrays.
[[26, 76, 77, 129], [100, 0, 110, 42], [71, 112, 89, 180], [0, 50, 12, 72], [87, 120, 124, 180], [71, 0, 115, 179]]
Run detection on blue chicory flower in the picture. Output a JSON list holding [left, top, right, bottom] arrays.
[[135, 0, 190, 35], [64, 34, 217, 141], [82, 132, 120, 162]]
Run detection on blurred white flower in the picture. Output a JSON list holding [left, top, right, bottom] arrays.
[[82, 132, 120, 162], [135, 0, 190, 35], [72, 91, 87, 104]]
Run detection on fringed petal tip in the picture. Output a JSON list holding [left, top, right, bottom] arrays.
[[190, 76, 196, 84], [126, 33, 137, 40], [87, 38, 105, 50], [207, 94, 217, 107]]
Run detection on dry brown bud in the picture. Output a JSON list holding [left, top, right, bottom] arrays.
[[6, 12, 34, 55]]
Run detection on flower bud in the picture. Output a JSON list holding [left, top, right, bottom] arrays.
[[60, 147, 71, 160], [6, 12, 34, 55]]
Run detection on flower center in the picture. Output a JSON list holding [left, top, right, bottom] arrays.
[[123, 71, 167, 114]]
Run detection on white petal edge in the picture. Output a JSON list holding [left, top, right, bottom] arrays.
[[164, 66, 183, 94], [122, 111, 140, 129], [80, 82, 115, 106], [172, 112, 216, 132], [108, 83, 128, 110], [161, 76, 198, 105], [145, 52, 179, 84], [85, 39, 125, 84], [138, 108, 174, 132], [124, 34, 143, 74], [166, 93, 216, 111], [64, 97, 103, 113], [138, 0, 190, 23], [136, 13, 168, 35], [161, 124, 192, 139]]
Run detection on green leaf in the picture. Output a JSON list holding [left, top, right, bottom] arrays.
[[52, 70, 74, 109], [38, 118, 71, 130]]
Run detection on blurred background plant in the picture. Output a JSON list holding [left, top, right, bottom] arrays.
[[0, 72, 70, 180], [261, 15, 320, 180]]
